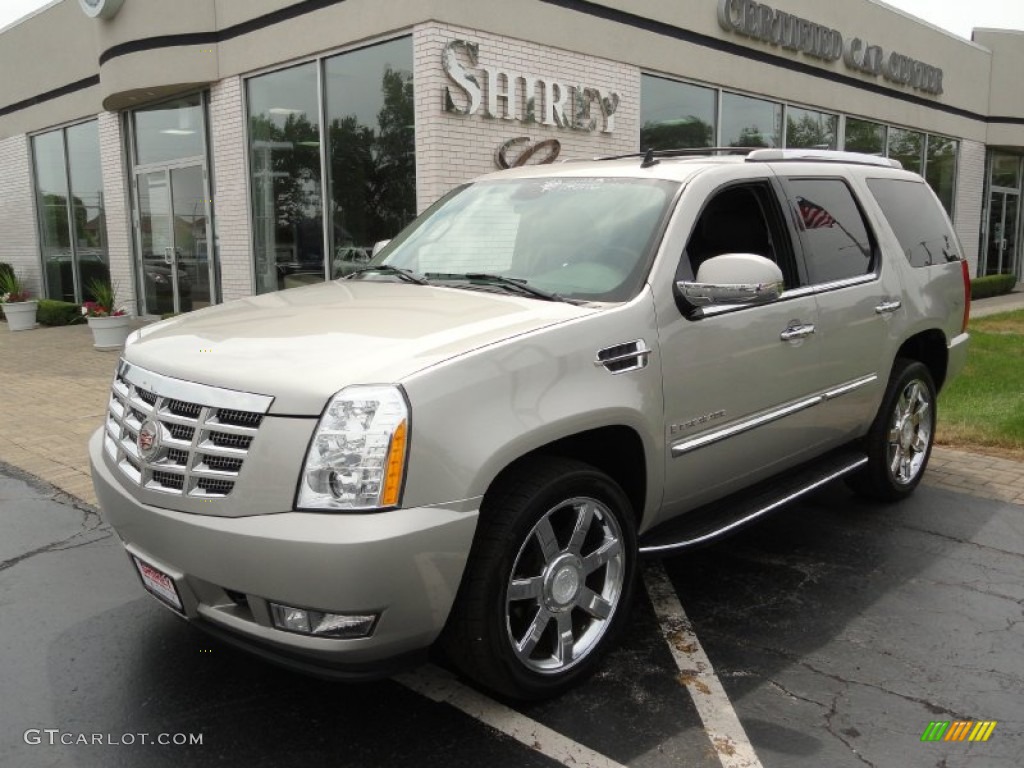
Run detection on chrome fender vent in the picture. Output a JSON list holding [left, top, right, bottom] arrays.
[[594, 339, 651, 374]]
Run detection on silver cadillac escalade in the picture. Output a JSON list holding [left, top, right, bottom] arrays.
[[89, 148, 970, 699]]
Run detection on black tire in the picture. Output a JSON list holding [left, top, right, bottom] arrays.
[[847, 358, 937, 502], [440, 456, 638, 700]]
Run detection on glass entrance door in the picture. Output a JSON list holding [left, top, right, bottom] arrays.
[[136, 166, 211, 314], [984, 191, 1020, 277], [130, 92, 215, 316]]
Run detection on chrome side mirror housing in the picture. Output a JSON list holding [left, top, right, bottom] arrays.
[[677, 253, 784, 307]]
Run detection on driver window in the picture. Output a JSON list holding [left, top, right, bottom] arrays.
[[676, 184, 784, 285]]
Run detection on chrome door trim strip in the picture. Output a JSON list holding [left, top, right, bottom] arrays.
[[671, 395, 822, 457], [639, 456, 868, 554], [823, 374, 878, 400], [119, 360, 274, 413], [782, 273, 877, 299]]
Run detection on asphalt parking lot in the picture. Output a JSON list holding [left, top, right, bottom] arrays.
[[2, 462, 1020, 768]]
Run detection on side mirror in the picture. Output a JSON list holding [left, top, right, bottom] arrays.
[[677, 253, 784, 307], [371, 240, 391, 257]]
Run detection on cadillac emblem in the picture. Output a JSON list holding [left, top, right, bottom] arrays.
[[138, 419, 161, 461]]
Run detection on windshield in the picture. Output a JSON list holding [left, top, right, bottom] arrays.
[[370, 177, 679, 302]]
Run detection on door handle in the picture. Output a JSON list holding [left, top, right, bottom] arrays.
[[874, 300, 902, 314], [780, 323, 815, 341], [164, 247, 174, 266]]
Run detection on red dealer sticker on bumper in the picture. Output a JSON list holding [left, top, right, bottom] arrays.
[[132, 555, 183, 612]]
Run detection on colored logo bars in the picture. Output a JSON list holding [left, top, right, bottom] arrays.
[[921, 721, 997, 742]]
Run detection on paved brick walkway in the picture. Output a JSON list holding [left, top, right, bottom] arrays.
[[0, 323, 122, 505], [1, 316, 1022, 508]]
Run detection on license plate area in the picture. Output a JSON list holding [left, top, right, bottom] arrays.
[[132, 555, 184, 612]]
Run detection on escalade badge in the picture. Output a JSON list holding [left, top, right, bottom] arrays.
[[138, 419, 161, 461]]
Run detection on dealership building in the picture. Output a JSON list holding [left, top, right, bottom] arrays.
[[1, 0, 1022, 315]]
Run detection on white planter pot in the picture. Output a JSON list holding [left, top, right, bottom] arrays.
[[87, 314, 132, 349], [2, 300, 38, 331]]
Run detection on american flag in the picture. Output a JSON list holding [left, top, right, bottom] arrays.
[[797, 197, 837, 229]]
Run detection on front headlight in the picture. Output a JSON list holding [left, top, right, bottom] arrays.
[[297, 385, 410, 511]]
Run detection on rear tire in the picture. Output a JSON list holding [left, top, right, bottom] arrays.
[[441, 457, 637, 700], [848, 358, 936, 502]]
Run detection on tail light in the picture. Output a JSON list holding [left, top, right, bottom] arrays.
[[960, 259, 970, 333]]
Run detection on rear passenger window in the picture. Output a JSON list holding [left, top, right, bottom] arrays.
[[787, 179, 874, 284], [866, 178, 962, 267]]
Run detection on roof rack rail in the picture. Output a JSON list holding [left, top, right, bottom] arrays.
[[596, 147, 762, 162], [746, 149, 903, 169]]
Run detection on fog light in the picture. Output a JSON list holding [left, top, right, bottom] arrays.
[[269, 603, 376, 638]]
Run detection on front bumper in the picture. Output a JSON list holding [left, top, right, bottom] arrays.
[[89, 429, 478, 677]]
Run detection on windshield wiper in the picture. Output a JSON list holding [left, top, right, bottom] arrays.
[[425, 272, 567, 302], [345, 265, 429, 285]]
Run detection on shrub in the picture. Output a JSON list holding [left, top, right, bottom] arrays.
[[970, 274, 1018, 300], [37, 299, 83, 326], [0, 262, 13, 284]]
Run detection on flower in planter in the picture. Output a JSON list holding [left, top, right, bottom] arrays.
[[82, 280, 127, 317], [0, 271, 32, 303], [81, 301, 127, 318]]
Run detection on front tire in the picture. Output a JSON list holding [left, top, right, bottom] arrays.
[[848, 358, 936, 501], [441, 457, 638, 699]]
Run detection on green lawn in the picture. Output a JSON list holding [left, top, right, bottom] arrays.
[[937, 309, 1024, 455]]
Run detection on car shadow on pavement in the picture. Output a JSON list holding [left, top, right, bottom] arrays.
[[43, 597, 564, 768]]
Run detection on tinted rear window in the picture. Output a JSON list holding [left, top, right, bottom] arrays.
[[867, 179, 961, 267], [787, 178, 874, 284]]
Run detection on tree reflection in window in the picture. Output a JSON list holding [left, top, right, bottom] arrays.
[[248, 61, 323, 294], [326, 39, 416, 280]]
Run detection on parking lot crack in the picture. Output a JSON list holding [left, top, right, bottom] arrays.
[[724, 637, 970, 721], [766, 679, 830, 710], [0, 509, 110, 574], [897, 524, 1024, 560], [792, 659, 967, 721], [824, 692, 877, 768]]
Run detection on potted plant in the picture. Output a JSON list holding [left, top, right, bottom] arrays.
[[83, 279, 131, 349], [0, 270, 38, 332]]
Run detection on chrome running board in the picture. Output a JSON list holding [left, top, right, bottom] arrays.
[[639, 448, 868, 556]]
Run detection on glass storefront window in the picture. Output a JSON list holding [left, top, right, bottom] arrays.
[[66, 121, 109, 296], [887, 128, 924, 173], [843, 118, 886, 155], [248, 62, 323, 294], [32, 131, 72, 300], [924, 135, 958, 215], [785, 106, 837, 150], [721, 93, 781, 148], [991, 153, 1021, 189], [324, 38, 416, 278], [134, 94, 205, 165], [32, 121, 109, 303], [639, 75, 715, 150]]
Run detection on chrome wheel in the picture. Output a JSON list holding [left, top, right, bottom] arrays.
[[505, 496, 625, 675], [886, 378, 933, 485]]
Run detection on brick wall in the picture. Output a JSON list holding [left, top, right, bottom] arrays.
[[209, 76, 253, 302], [0, 134, 41, 296], [97, 111, 136, 311], [953, 139, 985, 276], [413, 22, 640, 213]]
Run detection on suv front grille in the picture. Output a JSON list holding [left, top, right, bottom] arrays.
[[103, 361, 272, 498]]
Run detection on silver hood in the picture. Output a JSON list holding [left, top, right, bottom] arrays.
[[125, 280, 593, 414]]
